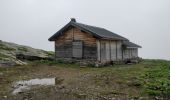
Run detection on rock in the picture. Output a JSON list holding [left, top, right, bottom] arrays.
[[12, 59, 27, 65], [3, 95, 7, 99], [16, 53, 53, 61], [55, 77, 64, 85], [0, 72, 3, 76], [0, 60, 27, 66], [0, 61, 16, 66], [58, 85, 65, 89], [0, 40, 54, 66]]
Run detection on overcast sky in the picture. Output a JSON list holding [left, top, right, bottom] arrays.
[[0, 0, 170, 60]]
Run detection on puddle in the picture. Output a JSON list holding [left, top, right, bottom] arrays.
[[12, 78, 56, 95]]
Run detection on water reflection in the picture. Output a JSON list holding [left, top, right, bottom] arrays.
[[12, 78, 56, 95]]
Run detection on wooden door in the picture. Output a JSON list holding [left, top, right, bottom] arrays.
[[72, 41, 83, 58]]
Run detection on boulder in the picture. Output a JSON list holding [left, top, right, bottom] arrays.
[[16, 53, 51, 61]]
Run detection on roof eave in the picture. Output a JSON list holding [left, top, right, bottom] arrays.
[[48, 22, 73, 41], [126, 46, 142, 49], [100, 37, 128, 41]]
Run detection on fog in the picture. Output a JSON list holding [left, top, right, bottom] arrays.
[[0, 0, 170, 60]]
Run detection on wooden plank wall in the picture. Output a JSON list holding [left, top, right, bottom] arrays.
[[55, 27, 97, 59], [97, 40, 123, 62], [116, 41, 123, 60], [123, 48, 138, 60]]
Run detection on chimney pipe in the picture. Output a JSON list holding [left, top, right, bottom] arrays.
[[71, 18, 76, 22]]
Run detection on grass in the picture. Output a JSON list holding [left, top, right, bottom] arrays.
[[0, 53, 9, 60], [17, 47, 28, 52], [42, 50, 54, 57], [0, 59, 170, 99], [140, 60, 170, 99], [0, 43, 15, 51]]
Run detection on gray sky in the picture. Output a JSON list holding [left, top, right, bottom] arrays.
[[0, 0, 170, 60]]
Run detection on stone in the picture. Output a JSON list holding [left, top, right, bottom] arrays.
[[3, 96, 7, 98], [55, 77, 64, 85], [0, 72, 3, 76]]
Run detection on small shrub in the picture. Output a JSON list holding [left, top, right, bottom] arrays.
[[56, 59, 64, 64], [127, 80, 142, 87], [42, 50, 54, 57], [32, 59, 66, 65], [87, 63, 96, 67]]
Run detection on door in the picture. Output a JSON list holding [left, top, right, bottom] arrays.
[[100, 42, 106, 61], [72, 41, 83, 58]]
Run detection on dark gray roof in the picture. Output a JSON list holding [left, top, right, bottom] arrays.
[[123, 41, 141, 48], [49, 20, 128, 41]]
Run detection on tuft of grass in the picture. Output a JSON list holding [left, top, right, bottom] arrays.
[[42, 50, 54, 57], [0, 53, 9, 60], [18, 47, 28, 52]]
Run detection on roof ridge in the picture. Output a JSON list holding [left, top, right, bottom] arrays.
[[75, 22, 105, 30], [49, 20, 129, 41]]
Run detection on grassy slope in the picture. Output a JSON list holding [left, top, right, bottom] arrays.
[[0, 40, 54, 61], [0, 60, 170, 100]]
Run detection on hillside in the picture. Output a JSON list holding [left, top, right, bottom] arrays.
[[0, 40, 54, 66]]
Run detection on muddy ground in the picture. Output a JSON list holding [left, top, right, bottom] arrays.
[[0, 61, 162, 100]]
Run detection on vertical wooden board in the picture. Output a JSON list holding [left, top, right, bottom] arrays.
[[132, 49, 135, 58], [97, 40, 101, 61], [128, 49, 131, 59], [110, 41, 116, 61], [100, 41, 106, 62], [132, 48, 138, 58], [117, 41, 122, 60], [129, 49, 132, 58], [123, 49, 128, 59], [105, 41, 110, 61]]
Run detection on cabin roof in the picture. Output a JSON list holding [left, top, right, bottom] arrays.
[[49, 19, 128, 41], [123, 41, 142, 48]]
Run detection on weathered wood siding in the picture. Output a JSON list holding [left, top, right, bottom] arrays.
[[55, 27, 97, 59], [123, 49, 129, 59], [110, 41, 117, 61], [97, 40, 123, 62], [116, 41, 123, 60], [123, 48, 138, 59]]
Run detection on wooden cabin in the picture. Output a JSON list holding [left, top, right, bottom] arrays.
[[49, 18, 141, 63]]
